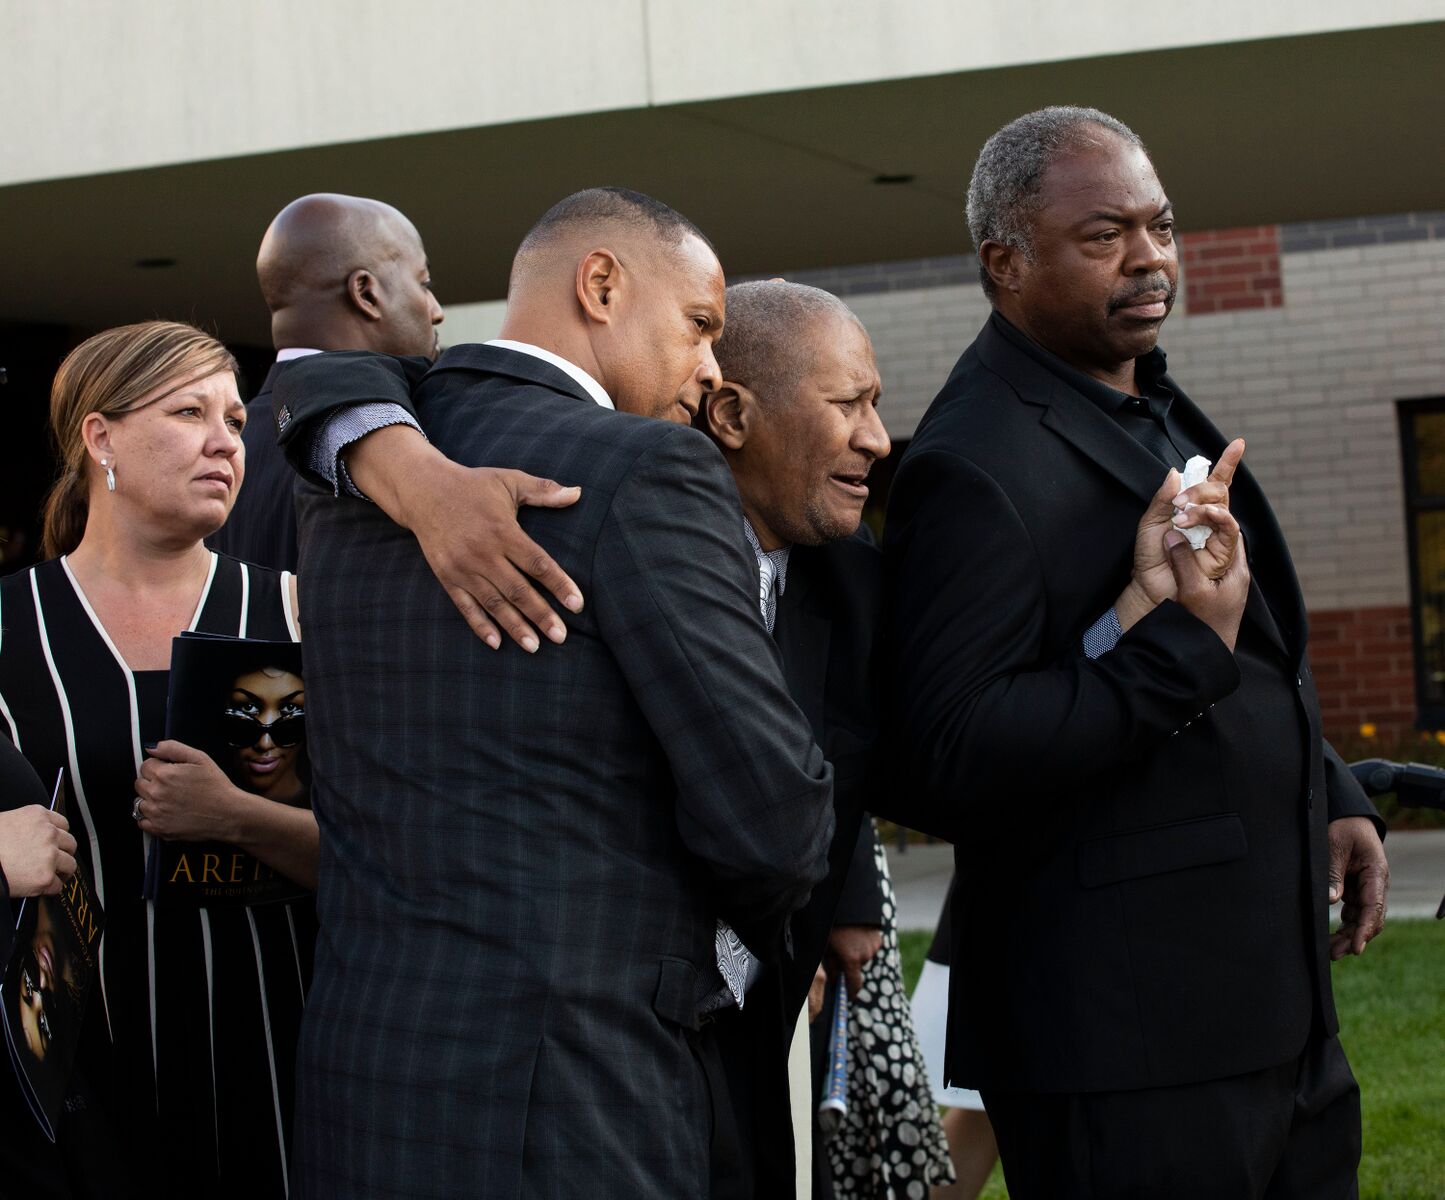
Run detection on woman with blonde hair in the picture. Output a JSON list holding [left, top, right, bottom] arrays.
[[0, 321, 316, 1196]]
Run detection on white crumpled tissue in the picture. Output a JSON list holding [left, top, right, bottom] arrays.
[[1175, 456, 1213, 550]]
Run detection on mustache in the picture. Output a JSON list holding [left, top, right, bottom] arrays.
[[1108, 275, 1176, 314]]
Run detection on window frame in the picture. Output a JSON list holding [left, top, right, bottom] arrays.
[[1397, 396, 1445, 728]]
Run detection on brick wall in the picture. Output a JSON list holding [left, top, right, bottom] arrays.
[[1163, 232, 1445, 616], [1307, 606, 1416, 741], [1178, 225, 1282, 315]]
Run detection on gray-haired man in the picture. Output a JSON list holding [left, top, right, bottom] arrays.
[[884, 107, 1387, 1198], [698, 280, 899, 1198]]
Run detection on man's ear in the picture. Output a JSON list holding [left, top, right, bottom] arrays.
[[979, 240, 1025, 296], [704, 382, 756, 451], [346, 268, 384, 321], [576, 249, 621, 325]]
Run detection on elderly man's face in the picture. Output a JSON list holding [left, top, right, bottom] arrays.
[[1011, 135, 1178, 378], [734, 314, 889, 547]]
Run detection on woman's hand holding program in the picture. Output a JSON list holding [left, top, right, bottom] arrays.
[[0, 805, 77, 896], [134, 740, 247, 842]]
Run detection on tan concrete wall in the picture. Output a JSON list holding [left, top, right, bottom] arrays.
[[440, 300, 508, 347], [0, 0, 650, 186], [5, 0, 1443, 186], [649, 0, 1445, 104]]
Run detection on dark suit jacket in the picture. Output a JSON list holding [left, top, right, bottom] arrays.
[[208, 364, 299, 572], [883, 315, 1379, 1095], [714, 533, 884, 1197], [273, 346, 834, 1199]]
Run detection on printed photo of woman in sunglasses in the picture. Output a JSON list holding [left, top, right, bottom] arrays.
[[222, 664, 307, 805], [11, 900, 82, 1068], [134, 634, 313, 892]]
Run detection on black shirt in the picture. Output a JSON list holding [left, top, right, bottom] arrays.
[[990, 311, 1193, 469], [986, 311, 1294, 638]]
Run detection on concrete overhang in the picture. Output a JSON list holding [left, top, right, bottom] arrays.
[[2, 20, 1441, 345]]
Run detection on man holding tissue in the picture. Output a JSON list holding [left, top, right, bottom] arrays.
[[884, 107, 1387, 1198]]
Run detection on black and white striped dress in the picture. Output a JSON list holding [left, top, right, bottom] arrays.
[[0, 553, 313, 1197]]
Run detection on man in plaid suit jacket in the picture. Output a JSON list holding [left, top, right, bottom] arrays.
[[274, 189, 834, 1198]]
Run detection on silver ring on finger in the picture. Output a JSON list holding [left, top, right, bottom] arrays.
[[132, 797, 144, 822]]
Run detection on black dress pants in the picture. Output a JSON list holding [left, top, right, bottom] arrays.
[[981, 1034, 1360, 1199], [697, 1019, 753, 1200], [0, 1063, 136, 1199]]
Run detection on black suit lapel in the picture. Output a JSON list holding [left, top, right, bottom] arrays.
[[252, 362, 282, 434], [428, 342, 600, 407], [977, 319, 1304, 660], [976, 321, 1168, 508], [252, 363, 280, 405], [774, 552, 830, 740], [1166, 390, 1307, 659]]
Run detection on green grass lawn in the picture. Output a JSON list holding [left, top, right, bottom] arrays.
[[897, 920, 1445, 1200]]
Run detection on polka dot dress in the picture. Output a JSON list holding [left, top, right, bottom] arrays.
[[825, 825, 954, 1198]]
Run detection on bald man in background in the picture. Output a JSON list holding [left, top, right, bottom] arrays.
[[210, 193, 444, 570], [218, 193, 590, 645]]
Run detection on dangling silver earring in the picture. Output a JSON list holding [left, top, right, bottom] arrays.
[[101, 458, 116, 493]]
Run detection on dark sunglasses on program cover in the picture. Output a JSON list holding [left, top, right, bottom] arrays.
[[221, 710, 306, 749]]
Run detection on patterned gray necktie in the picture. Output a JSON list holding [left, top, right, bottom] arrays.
[[713, 921, 754, 1011], [707, 534, 788, 1011], [759, 552, 781, 635]]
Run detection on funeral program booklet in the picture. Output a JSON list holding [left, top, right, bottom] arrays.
[[2, 770, 104, 1141], [143, 633, 310, 906]]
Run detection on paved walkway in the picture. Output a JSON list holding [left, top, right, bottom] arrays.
[[885, 842, 954, 932], [886, 829, 1445, 931]]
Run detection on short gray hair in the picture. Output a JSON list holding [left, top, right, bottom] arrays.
[[966, 106, 1145, 298], [715, 281, 860, 405]]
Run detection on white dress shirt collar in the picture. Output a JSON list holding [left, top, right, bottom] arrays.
[[486, 339, 614, 410], [279, 342, 613, 410]]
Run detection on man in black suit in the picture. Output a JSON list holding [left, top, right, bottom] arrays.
[[885, 107, 1389, 1198], [698, 280, 891, 1197], [217, 196, 590, 640], [272, 189, 835, 1199], [209, 193, 446, 571]]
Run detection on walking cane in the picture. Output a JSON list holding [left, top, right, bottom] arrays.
[[817, 972, 849, 1139]]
